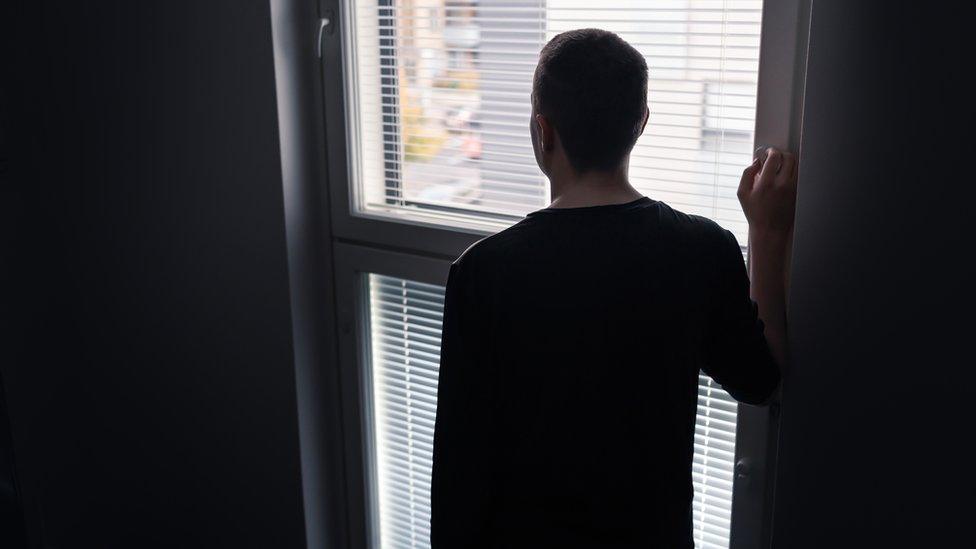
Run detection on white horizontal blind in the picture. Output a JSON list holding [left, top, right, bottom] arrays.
[[345, 0, 763, 243], [365, 273, 740, 549], [367, 274, 445, 549], [695, 372, 739, 548]]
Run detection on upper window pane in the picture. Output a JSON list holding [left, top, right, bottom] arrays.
[[345, 0, 762, 242]]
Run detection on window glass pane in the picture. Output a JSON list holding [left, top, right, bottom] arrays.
[[365, 273, 740, 548], [346, 0, 762, 243]]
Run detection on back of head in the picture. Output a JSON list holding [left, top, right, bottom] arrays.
[[532, 29, 649, 174]]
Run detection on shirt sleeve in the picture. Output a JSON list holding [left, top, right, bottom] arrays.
[[430, 259, 497, 547], [701, 229, 781, 405]]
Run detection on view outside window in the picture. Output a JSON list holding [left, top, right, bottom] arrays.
[[347, 0, 761, 243]]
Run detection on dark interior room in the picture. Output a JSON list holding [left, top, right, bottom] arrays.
[[1, 1, 972, 547]]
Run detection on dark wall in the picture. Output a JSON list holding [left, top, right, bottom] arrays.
[[774, 2, 971, 546], [1, 1, 306, 547], [4, 0, 973, 547]]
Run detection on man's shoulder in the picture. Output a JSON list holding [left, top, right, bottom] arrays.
[[452, 201, 738, 268], [653, 202, 738, 249], [451, 219, 530, 269]]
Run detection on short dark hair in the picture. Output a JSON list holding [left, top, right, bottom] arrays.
[[532, 29, 648, 173]]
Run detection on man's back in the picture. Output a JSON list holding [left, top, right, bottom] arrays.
[[430, 197, 780, 548]]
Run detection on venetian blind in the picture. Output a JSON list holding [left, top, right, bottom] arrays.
[[344, 0, 763, 244], [366, 273, 740, 548]]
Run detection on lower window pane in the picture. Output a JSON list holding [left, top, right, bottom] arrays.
[[365, 273, 738, 548]]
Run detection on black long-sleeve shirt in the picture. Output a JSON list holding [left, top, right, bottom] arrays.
[[430, 197, 780, 548]]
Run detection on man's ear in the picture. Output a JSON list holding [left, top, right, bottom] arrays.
[[639, 105, 649, 136], [535, 114, 554, 152]]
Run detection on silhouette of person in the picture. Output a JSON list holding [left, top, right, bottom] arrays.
[[431, 28, 796, 548]]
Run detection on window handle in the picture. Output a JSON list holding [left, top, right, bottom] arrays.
[[317, 11, 334, 59], [735, 458, 752, 486]]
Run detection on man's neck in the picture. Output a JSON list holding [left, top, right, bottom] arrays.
[[547, 166, 644, 209]]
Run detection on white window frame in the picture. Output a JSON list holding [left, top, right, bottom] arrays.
[[305, 0, 813, 547]]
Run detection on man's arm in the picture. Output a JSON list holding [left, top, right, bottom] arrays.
[[430, 260, 495, 547], [738, 147, 798, 371]]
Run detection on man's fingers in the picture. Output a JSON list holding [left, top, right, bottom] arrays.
[[753, 145, 769, 166], [778, 152, 796, 186], [738, 157, 761, 200], [756, 148, 781, 189]]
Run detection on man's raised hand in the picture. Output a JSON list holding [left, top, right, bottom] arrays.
[[737, 147, 797, 236]]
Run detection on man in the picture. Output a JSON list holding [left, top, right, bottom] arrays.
[[431, 28, 795, 548]]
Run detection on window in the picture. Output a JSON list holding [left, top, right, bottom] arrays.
[[364, 273, 740, 548], [322, 0, 806, 547], [344, 0, 762, 242]]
